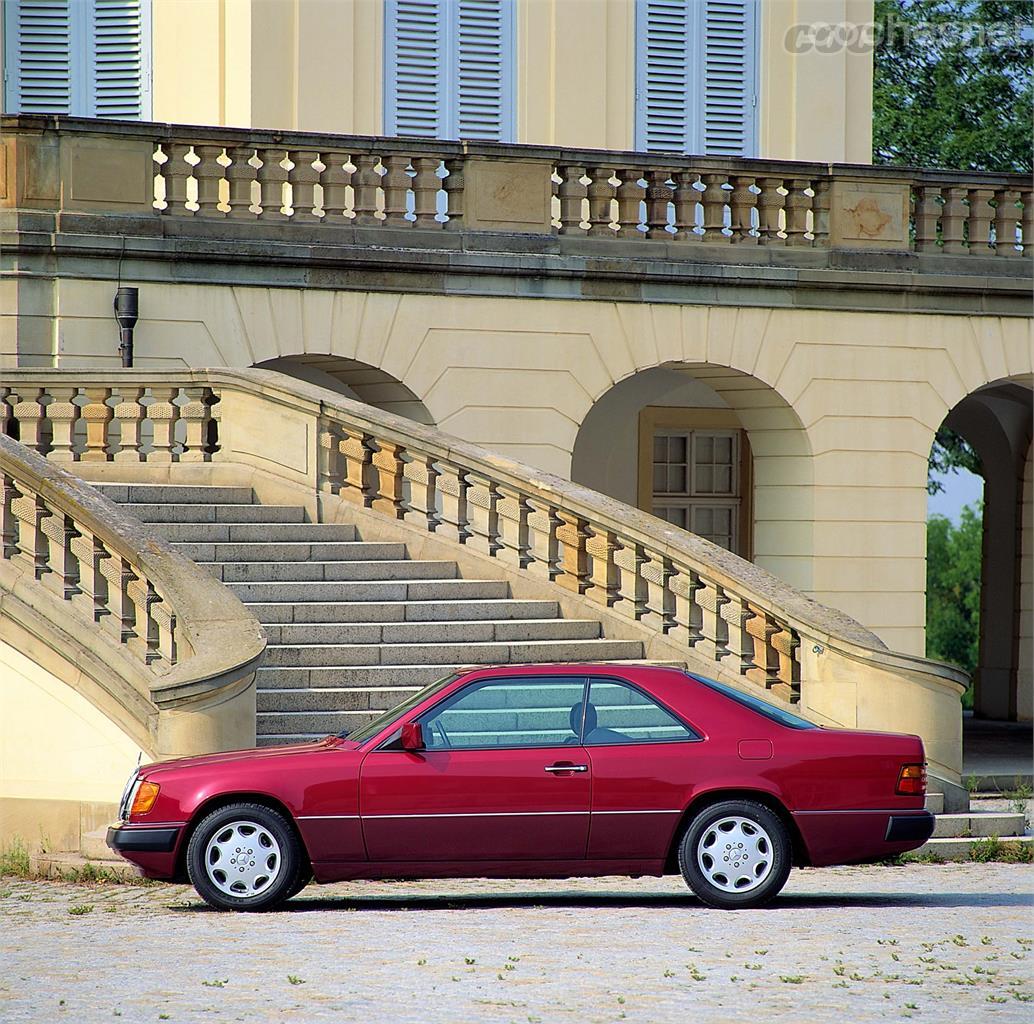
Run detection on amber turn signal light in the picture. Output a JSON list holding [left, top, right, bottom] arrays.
[[896, 763, 927, 796], [130, 781, 160, 815]]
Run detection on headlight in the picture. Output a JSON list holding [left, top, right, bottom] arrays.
[[118, 769, 138, 821]]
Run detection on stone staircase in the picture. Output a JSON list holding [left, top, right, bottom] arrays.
[[94, 483, 647, 745]]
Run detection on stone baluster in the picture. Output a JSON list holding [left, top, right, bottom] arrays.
[[720, 593, 754, 676], [939, 187, 968, 254], [695, 576, 730, 662], [586, 525, 620, 607], [966, 187, 995, 253], [412, 157, 441, 228], [12, 486, 50, 579], [1019, 189, 1032, 256], [256, 149, 289, 221], [382, 155, 412, 227], [226, 145, 258, 220], [526, 499, 561, 581], [11, 389, 45, 451], [130, 577, 162, 664], [745, 605, 780, 691], [0, 389, 11, 437], [146, 388, 179, 463], [771, 627, 801, 702], [644, 170, 674, 239], [370, 440, 406, 518], [41, 508, 80, 599], [496, 485, 531, 568], [46, 386, 79, 462], [557, 165, 587, 235], [700, 174, 729, 242], [402, 453, 439, 531], [641, 550, 675, 633], [112, 387, 146, 462], [673, 171, 701, 241], [194, 145, 226, 217], [152, 598, 177, 664], [125, 574, 151, 657], [339, 428, 374, 505], [443, 158, 465, 229], [784, 179, 813, 246], [811, 178, 831, 247], [317, 422, 343, 495], [179, 386, 212, 463], [614, 539, 649, 621], [913, 185, 942, 251], [465, 472, 501, 556], [615, 168, 645, 238], [319, 151, 352, 221], [0, 473, 18, 560], [352, 154, 382, 226], [668, 566, 702, 648], [70, 531, 108, 623], [436, 462, 469, 544], [163, 143, 195, 216], [729, 175, 757, 244], [756, 177, 785, 245], [586, 167, 616, 237], [993, 188, 1020, 256], [80, 387, 113, 462], [555, 512, 590, 594], [288, 150, 320, 220]]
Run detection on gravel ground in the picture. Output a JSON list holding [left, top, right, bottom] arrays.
[[1, 864, 1032, 1023]]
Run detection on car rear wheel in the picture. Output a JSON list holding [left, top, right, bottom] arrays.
[[678, 799, 792, 909], [186, 802, 301, 912]]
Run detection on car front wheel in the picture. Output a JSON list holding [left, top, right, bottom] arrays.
[[678, 799, 792, 909], [186, 802, 302, 912]]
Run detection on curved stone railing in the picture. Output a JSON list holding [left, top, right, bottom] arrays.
[[1, 369, 968, 787], [0, 431, 264, 757]]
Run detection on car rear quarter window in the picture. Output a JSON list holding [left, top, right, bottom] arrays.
[[691, 674, 818, 729], [582, 678, 697, 745]]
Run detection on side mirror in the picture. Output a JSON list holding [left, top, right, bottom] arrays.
[[400, 722, 424, 751]]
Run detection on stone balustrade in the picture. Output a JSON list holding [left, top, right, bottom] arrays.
[[2, 115, 1030, 256], [0, 427, 263, 757]]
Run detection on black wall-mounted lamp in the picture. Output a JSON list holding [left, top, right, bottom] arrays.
[[114, 286, 139, 368]]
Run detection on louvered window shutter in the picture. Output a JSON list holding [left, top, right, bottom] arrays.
[[635, 0, 757, 157], [3, 0, 151, 118], [385, 0, 514, 141]]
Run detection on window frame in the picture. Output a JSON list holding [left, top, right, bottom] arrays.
[[581, 675, 702, 747]]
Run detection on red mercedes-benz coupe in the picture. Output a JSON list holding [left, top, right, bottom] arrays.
[[107, 664, 933, 911]]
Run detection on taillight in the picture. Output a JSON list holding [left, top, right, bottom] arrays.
[[896, 763, 927, 796]]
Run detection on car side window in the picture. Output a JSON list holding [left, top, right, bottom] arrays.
[[581, 678, 696, 745], [420, 677, 588, 750]]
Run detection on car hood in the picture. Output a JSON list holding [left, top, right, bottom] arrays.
[[140, 736, 357, 778]]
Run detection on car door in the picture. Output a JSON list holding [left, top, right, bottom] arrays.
[[360, 674, 591, 862], [581, 675, 702, 861]]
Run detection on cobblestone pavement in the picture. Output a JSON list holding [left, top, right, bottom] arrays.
[[1, 864, 1031, 1023]]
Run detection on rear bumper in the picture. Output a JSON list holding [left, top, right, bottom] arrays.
[[792, 809, 934, 866], [106, 824, 183, 879]]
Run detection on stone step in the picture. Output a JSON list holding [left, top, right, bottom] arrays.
[[256, 664, 512, 689], [201, 559, 458, 583], [172, 540, 409, 562], [932, 811, 1028, 839], [258, 686, 419, 712], [122, 503, 307, 524], [909, 835, 1034, 860], [257, 734, 331, 746], [258, 709, 383, 735], [262, 637, 646, 668], [261, 618, 603, 645], [245, 598, 561, 624], [93, 483, 255, 505], [157, 522, 359, 543], [924, 792, 944, 815], [227, 578, 511, 603]]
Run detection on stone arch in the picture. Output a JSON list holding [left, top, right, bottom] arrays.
[[571, 361, 814, 594], [255, 354, 436, 426]]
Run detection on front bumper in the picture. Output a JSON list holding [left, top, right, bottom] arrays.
[[106, 824, 180, 853]]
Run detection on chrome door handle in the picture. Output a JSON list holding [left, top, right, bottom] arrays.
[[544, 764, 588, 773]]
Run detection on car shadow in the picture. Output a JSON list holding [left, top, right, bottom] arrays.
[[171, 889, 1034, 913]]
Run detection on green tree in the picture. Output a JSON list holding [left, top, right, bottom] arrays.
[[928, 427, 982, 494], [873, 0, 1033, 171], [926, 503, 983, 691]]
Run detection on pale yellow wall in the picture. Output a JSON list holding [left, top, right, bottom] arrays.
[[26, 275, 1034, 657], [150, 0, 872, 161], [0, 639, 143, 806]]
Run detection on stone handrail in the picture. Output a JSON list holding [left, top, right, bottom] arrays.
[[0, 369, 968, 786], [3, 115, 1030, 257], [0, 430, 264, 756]]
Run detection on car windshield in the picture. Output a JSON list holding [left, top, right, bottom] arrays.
[[689, 673, 818, 730], [341, 672, 464, 743]]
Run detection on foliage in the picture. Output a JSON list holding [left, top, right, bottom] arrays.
[[928, 428, 982, 495], [926, 503, 982, 690], [873, 0, 1033, 171]]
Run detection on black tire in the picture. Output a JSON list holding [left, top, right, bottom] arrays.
[[186, 802, 302, 912], [286, 867, 313, 900], [678, 799, 792, 910]]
